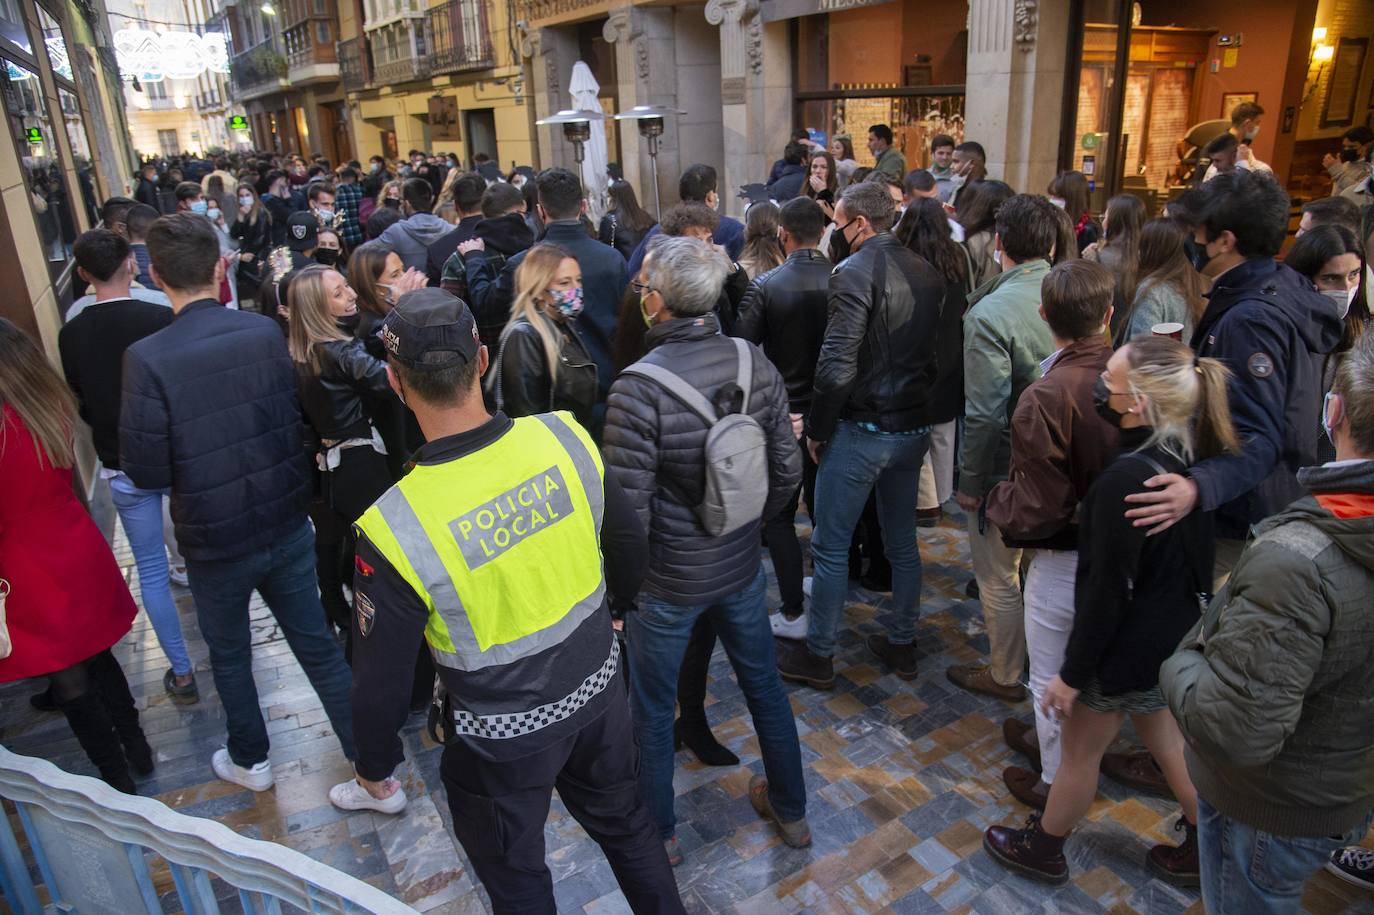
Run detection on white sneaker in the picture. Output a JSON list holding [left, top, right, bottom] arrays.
[[802, 576, 813, 598], [169, 565, 189, 587], [211, 748, 274, 792], [769, 610, 809, 640], [329, 778, 407, 815]]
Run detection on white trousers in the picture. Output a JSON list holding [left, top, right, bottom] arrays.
[[917, 420, 958, 510], [1023, 548, 1078, 786]]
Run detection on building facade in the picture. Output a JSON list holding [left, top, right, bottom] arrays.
[[1, 0, 139, 486], [107, 0, 233, 157], [335, 0, 532, 169]]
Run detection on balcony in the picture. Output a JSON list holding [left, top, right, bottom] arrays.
[[285, 27, 340, 84], [427, 0, 494, 74], [338, 36, 371, 92], [363, 0, 425, 31], [369, 21, 429, 84], [229, 36, 288, 100]]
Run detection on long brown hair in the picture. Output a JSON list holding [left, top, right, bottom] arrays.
[[1125, 218, 1206, 335], [804, 151, 838, 200], [739, 202, 784, 276], [0, 318, 76, 469], [606, 179, 655, 234], [1101, 194, 1145, 302], [286, 265, 350, 373], [347, 242, 393, 318], [1124, 337, 1240, 462]]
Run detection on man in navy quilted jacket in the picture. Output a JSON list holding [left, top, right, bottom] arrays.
[[120, 213, 356, 795]]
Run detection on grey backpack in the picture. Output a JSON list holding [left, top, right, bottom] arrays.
[[623, 337, 769, 536]]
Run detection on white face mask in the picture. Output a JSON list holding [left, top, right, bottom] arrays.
[[1323, 287, 1356, 320], [949, 174, 966, 190], [1049, 196, 1067, 209]]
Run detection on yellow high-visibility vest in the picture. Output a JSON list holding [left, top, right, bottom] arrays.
[[356, 412, 605, 673]]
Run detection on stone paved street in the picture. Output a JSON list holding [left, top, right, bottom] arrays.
[[3, 503, 1373, 914]]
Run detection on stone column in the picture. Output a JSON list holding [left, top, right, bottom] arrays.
[[602, 7, 647, 205], [522, 26, 579, 171], [705, 0, 757, 219], [964, 0, 1070, 195]]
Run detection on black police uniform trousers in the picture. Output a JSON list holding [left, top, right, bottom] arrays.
[[439, 690, 685, 915]]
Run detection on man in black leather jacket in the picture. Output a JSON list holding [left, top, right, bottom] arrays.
[[779, 180, 947, 689], [734, 197, 831, 633]]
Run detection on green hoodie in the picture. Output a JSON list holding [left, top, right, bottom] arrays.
[[959, 259, 1056, 498], [1162, 459, 1374, 837]]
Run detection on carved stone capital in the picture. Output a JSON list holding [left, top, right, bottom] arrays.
[[705, 0, 758, 28], [602, 7, 631, 44], [1014, 0, 1038, 52]]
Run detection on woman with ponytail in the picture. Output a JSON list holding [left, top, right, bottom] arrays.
[[984, 337, 1239, 888], [488, 242, 598, 429]]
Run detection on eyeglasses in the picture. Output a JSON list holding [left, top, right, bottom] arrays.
[[631, 282, 655, 295]]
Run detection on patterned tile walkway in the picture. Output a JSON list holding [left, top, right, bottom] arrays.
[[3, 504, 1372, 914]]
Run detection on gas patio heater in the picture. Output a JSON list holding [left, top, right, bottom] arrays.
[[535, 108, 605, 166], [612, 105, 686, 217]]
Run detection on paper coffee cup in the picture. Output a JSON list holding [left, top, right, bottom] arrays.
[[1152, 322, 1184, 341]]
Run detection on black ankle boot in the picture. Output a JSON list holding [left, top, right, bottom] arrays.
[[88, 650, 154, 776], [58, 691, 137, 794], [674, 716, 739, 766]]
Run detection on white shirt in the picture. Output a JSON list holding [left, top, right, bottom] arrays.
[[1204, 156, 1272, 182], [66, 286, 172, 321]]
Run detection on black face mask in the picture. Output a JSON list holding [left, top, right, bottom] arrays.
[[1092, 377, 1128, 427], [828, 218, 857, 262], [384, 197, 401, 209], [314, 249, 340, 267], [1340, 147, 1361, 163], [1190, 240, 1211, 274]]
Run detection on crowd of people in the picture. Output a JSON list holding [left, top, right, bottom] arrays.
[[1, 121, 1372, 915]]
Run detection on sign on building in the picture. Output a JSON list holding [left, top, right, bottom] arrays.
[[228, 115, 249, 131]]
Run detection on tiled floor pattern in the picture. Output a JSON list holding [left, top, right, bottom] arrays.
[[3, 506, 1373, 914]]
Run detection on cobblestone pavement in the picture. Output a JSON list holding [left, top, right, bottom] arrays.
[[3, 504, 1372, 914]]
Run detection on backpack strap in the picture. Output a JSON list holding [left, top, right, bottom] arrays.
[[732, 337, 753, 414], [621, 362, 720, 426]]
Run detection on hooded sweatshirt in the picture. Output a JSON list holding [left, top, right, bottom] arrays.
[[378, 212, 453, 273], [1188, 258, 1345, 539], [1162, 459, 1374, 837]]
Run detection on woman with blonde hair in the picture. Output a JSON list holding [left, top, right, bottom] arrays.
[[738, 202, 785, 279], [0, 318, 152, 794], [287, 265, 395, 638], [489, 242, 598, 428], [984, 337, 1240, 888]]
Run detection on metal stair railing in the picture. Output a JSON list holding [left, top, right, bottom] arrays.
[[0, 746, 419, 915]]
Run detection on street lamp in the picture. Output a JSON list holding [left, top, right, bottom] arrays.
[[612, 105, 685, 218], [534, 108, 603, 166]]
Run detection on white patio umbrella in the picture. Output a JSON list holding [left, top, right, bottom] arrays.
[[569, 61, 609, 224]]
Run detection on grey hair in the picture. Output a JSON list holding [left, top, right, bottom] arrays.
[[643, 235, 729, 317], [838, 180, 895, 233], [1335, 332, 1374, 454]]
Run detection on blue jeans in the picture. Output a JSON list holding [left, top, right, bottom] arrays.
[[1198, 796, 1374, 914], [808, 421, 930, 658], [108, 472, 192, 676], [185, 519, 356, 767], [627, 565, 806, 839]]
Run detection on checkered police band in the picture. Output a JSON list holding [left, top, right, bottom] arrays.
[[445, 639, 619, 740]]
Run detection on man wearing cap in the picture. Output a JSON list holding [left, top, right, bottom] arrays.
[[255, 212, 320, 320], [336, 287, 683, 915]]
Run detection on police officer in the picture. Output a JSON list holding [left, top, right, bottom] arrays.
[[332, 288, 684, 915]]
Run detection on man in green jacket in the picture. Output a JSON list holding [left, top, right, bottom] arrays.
[[946, 194, 1058, 704], [1161, 333, 1374, 914], [868, 124, 906, 183]]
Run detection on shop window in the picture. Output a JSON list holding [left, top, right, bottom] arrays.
[[0, 0, 31, 55], [35, 6, 69, 80], [2, 57, 76, 278], [58, 87, 95, 226]]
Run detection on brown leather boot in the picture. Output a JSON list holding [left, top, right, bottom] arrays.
[[1002, 718, 1042, 769], [1003, 765, 1050, 810], [946, 664, 1026, 702], [1101, 749, 1176, 799], [983, 813, 1070, 885], [1147, 817, 1200, 887]]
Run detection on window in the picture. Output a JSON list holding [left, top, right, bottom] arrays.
[[2, 57, 76, 276], [58, 87, 95, 225], [145, 78, 167, 99], [0, 0, 31, 54], [35, 6, 69, 80], [315, 21, 329, 44], [312, 0, 325, 14], [158, 127, 178, 156]]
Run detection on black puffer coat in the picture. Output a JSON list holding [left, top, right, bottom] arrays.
[[120, 300, 312, 561], [603, 313, 801, 604]]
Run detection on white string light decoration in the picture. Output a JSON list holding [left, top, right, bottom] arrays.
[[113, 27, 230, 82]]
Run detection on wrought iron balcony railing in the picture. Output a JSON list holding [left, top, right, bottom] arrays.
[[427, 0, 494, 74], [229, 35, 287, 96], [338, 35, 371, 91]]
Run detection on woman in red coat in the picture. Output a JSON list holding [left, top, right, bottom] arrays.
[[0, 318, 152, 793]]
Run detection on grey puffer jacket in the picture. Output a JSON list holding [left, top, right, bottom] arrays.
[[603, 313, 801, 604], [1161, 459, 1374, 837]]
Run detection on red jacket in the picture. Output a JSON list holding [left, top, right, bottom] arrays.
[[0, 404, 136, 682]]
